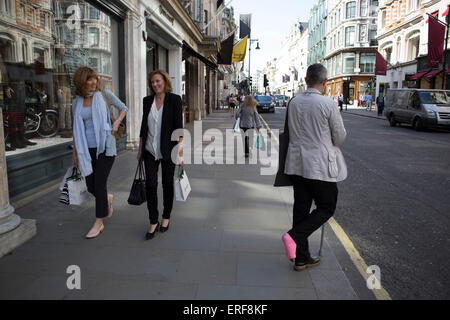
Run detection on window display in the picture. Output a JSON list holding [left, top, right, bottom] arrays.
[[1, 0, 119, 156]]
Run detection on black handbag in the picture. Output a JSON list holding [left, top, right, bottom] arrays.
[[128, 159, 147, 205], [274, 99, 293, 187]]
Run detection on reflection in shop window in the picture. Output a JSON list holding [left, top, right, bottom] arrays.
[[89, 27, 99, 47], [1, 0, 118, 156], [89, 5, 99, 20], [20, 4, 25, 22]]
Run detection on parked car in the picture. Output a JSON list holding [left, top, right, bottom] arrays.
[[384, 89, 450, 131], [254, 95, 275, 113]]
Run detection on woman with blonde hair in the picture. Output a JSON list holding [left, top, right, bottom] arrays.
[[235, 95, 262, 158], [71, 66, 128, 239], [138, 69, 183, 240]]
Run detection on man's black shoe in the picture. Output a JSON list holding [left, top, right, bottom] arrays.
[[293, 256, 321, 271]]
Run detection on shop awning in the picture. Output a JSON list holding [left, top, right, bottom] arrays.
[[408, 71, 429, 80], [182, 41, 218, 70], [424, 69, 442, 78]]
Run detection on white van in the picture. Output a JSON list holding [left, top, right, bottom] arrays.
[[384, 89, 450, 131]]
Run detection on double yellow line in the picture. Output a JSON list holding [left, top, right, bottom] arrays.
[[258, 112, 392, 301]]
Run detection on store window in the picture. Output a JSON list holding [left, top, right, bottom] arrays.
[[1, 0, 119, 155], [360, 52, 375, 73]]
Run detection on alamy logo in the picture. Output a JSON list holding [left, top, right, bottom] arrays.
[[66, 265, 81, 290], [66, 5, 81, 30], [366, 265, 381, 290]]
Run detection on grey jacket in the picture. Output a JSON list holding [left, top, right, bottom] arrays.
[[235, 106, 262, 129], [284, 88, 347, 182]]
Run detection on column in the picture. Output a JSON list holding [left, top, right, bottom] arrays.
[[0, 110, 36, 258], [124, 10, 143, 150]]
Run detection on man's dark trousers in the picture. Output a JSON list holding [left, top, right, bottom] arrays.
[[288, 175, 338, 263]]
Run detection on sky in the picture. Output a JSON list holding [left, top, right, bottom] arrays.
[[229, 0, 314, 74]]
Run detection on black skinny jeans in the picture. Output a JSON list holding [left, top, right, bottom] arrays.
[[143, 150, 176, 225], [241, 127, 253, 155], [288, 175, 338, 263], [85, 148, 115, 219]]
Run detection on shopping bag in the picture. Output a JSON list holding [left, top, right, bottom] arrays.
[[59, 167, 88, 205], [67, 175, 88, 205], [175, 166, 191, 202], [59, 166, 74, 191], [128, 159, 147, 205], [256, 134, 266, 151], [232, 118, 240, 133]]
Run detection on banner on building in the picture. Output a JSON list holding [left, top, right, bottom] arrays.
[[232, 35, 248, 63], [217, 33, 234, 65], [427, 16, 446, 68], [239, 14, 252, 39], [375, 51, 387, 76]]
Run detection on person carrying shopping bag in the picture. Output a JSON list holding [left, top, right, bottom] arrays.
[[71, 66, 128, 239], [235, 95, 262, 158], [137, 69, 184, 240]]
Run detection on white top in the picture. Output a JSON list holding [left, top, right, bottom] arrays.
[[145, 99, 164, 160]]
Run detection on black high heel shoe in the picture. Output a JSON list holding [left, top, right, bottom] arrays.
[[159, 221, 170, 233], [145, 222, 159, 240]]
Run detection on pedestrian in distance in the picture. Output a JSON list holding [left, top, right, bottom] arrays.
[[71, 66, 128, 239], [229, 93, 238, 117], [239, 92, 245, 106], [235, 95, 262, 158], [281, 63, 347, 271], [338, 94, 343, 112], [376, 95, 385, 116], [137, 69, 184, 240]]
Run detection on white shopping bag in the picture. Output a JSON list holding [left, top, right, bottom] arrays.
[[59, 167, 88, 206], [67, 176, 88, 205], [59, 166, 75, 191], [232, 118, 240, 133], [175, 166, 191, 202]]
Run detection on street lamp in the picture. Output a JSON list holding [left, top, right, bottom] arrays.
[[248, 38, 260, 94]]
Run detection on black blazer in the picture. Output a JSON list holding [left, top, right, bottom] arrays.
[[140, 92, 183, 161]]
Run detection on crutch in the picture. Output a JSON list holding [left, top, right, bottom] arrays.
[[318, 224, 325, 257]]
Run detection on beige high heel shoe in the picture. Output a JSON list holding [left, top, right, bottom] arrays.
[[85, 223, 104, 239]]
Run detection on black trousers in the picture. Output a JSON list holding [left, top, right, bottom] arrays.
[[143, 150, 176, 224], [288, 175, 338, 263], [85, 148, 115, 218], [241, 127, 253, 155]]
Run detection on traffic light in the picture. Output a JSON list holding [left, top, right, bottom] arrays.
[[249, 77, 252, 87], [263, 74, 269, 87]]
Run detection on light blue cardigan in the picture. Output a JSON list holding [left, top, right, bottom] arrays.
[[72, 89, 128, 177]]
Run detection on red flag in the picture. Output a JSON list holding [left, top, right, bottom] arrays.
[[375, 51, 387, 76], [427, 16, 446, 68], [426, 11, 439, 23], [442, 6, 449, 18]]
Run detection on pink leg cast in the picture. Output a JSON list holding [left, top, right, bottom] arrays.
[[282, 233, 296, 262]]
